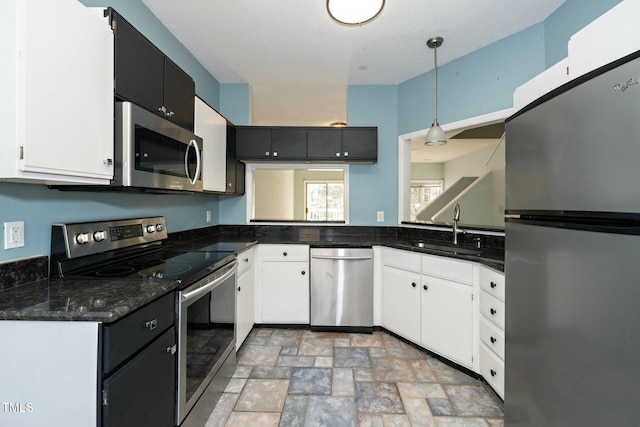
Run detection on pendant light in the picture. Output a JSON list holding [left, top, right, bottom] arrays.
[[425, 36, 446, 146], [327, 0, 385, 26]]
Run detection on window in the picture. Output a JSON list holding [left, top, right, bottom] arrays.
[[410, 180, 443, 221], [305, 181, 344, 221], [246, 164, 349, 223]]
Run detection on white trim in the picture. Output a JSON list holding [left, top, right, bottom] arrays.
[[397, 108, 514, 225], [245, 163, 350, 225]]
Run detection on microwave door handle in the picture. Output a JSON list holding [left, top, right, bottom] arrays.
[[184, 139, 201, 185]]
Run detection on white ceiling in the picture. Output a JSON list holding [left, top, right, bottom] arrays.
[[141, 0, 565, 126]]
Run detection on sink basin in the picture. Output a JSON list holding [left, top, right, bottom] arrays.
[[413, 242, 482, 256]]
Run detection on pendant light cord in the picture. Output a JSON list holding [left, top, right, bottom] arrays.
[[433, 45, 438, 124]]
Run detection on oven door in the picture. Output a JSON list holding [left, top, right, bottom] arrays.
[[116, 101, 203, 192], [176, 260, 237, 424]]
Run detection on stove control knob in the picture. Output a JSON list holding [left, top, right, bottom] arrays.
[[146, 225, 156, 234], [155, 224, 164, 232], [76, 233, 90, 245], [93, 231, 106, 242]]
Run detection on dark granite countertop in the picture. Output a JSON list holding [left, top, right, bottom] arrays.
[[0, 277, 179, 323]]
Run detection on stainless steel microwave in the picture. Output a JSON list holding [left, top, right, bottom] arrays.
[[114, 101, 203, 192]]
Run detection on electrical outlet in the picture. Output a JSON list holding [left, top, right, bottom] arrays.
[[4, 221, 25, 249], [377, 211, 384, 222], [206, 210, 212, 223]]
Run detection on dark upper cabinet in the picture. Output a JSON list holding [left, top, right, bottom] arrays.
[[236, 125, 377, 163], [110, 9, 195, 131], [307, 128, 343, 160], [225, 122, 245, 195], [342, 127, 378, 161], [236, 127, 272, 160], [271, 128, 307, 159]]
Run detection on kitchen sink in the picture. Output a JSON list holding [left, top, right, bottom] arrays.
[[412, 242, 482, 256]]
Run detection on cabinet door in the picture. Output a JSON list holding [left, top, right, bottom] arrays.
[[163, 58, 195, 131], [112, 10, 164, 117], [195, 97, 227, 192], [342, 128, 377, 161], [421, 276, 473, 367], [307, 128, 343, 160], [102, 328, 176, 427], [236, 267, 255, 350], [236, 127, 272, 159], [271, 128, 307, 160], [262, 262, 309, 323], [381, 266, 421, 343]]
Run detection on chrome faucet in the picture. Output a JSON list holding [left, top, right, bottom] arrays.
[[453, 203, 465, 244]]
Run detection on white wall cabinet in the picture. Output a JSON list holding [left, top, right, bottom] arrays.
[[258, 244, 310, 324], [194, 96, 227, 192], [478, 265, 505, 399], [0, 0, 114, 184], [236, 247, 255, 350]]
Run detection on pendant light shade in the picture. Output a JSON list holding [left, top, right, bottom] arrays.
[[327, 0, 385, 26], [425, 36, 446, 146]]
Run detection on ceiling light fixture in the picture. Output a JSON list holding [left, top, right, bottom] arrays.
[[330, 121, 348, 127], [326, 0, 385, 26], [425, 36, 446, 146]]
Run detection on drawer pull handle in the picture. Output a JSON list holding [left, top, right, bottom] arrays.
[[237, 286, 241, 292], [490, 336, 497, 344], [490, 308, 497, 315], [244, 258, 249, 262], [283, 252, 288, 256], [301, 271, 306, 275], [490, 281, 497, 288], [166, 344, 177, 355], [145, 319, 158, 330], [490, 369, 497, 377], [423, 285, 428, 291], [411, 282, 417, 288]]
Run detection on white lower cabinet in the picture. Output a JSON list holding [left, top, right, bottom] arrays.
[[420, 275, 473, 367], [236, 247, 255, 350], [381, 265, 421, 343], [478, 265, 506, 399], [259, 244, 310, 324]]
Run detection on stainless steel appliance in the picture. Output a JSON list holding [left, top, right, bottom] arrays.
[[505, 50, 640, 426], [310, 247, 373, 332], [114, 101, 203, 192], [50, 217, 238, 427]]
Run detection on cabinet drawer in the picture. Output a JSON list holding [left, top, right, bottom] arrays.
[[479, 343, 505, 399], [480, 266, 505, 301], [479, 289, 505, 329], [479, 317, 505, 361], [237, 246, 255, 275], [102, 292, 175, 374], [261, 244, 309, 261], [383, 248, 421, 272], [422, 254, 473, 284]]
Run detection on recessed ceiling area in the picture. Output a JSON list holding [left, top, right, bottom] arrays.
[[141, 0, 565, 126]]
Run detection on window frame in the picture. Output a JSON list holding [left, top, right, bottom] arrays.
[[245, 163, 350, 224]]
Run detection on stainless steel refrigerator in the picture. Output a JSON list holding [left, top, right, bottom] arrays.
[[505, 50, 640, 426]]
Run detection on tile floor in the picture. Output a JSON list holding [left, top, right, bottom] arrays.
[[205, 328, 504, 427]]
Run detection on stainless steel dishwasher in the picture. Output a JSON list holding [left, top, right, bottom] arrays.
[[310, 247, 374, 332]]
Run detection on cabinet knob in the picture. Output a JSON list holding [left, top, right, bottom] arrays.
[[167, 111, 175, 118], [423, 285, 428, 291], [243, 258, 249, 263], [145, 319, 158, 330], [283, 252, 288, 256], [490, 369, 497, 377], [411, 282, 417, 288], [265, 151, 270, 156], [166, 344, 177, 355], [103, 158, 113, 166], [490, 308, 497, 315], [490, 336, 497, 344], [237, 286, 241, 292], [335, 152, 341, 157], [344, 151, 349, 157], [490, 281, 497, 288], [301, 271, 306, 275], [273, 151, 278, 157]]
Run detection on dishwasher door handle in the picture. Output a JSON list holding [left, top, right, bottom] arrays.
[[311, 255, 373, 260]]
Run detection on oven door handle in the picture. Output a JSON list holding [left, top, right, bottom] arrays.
[[181, 261, 237, 302]]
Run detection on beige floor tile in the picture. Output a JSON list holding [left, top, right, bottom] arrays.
[[315, 356, 333, 367], [350, 332, 385, 347], [237, 345, 281, 366], [224, 411, 280, 427], [298, 338, 335, 356], [403, 397, 437, 427], [434, 417, 490, 426], [382, 414, 412, 427], [373, 357, 417, 382], [359, 413, 384, 427], [397, 382, 446, 399], [234, 379, 289, 412]]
